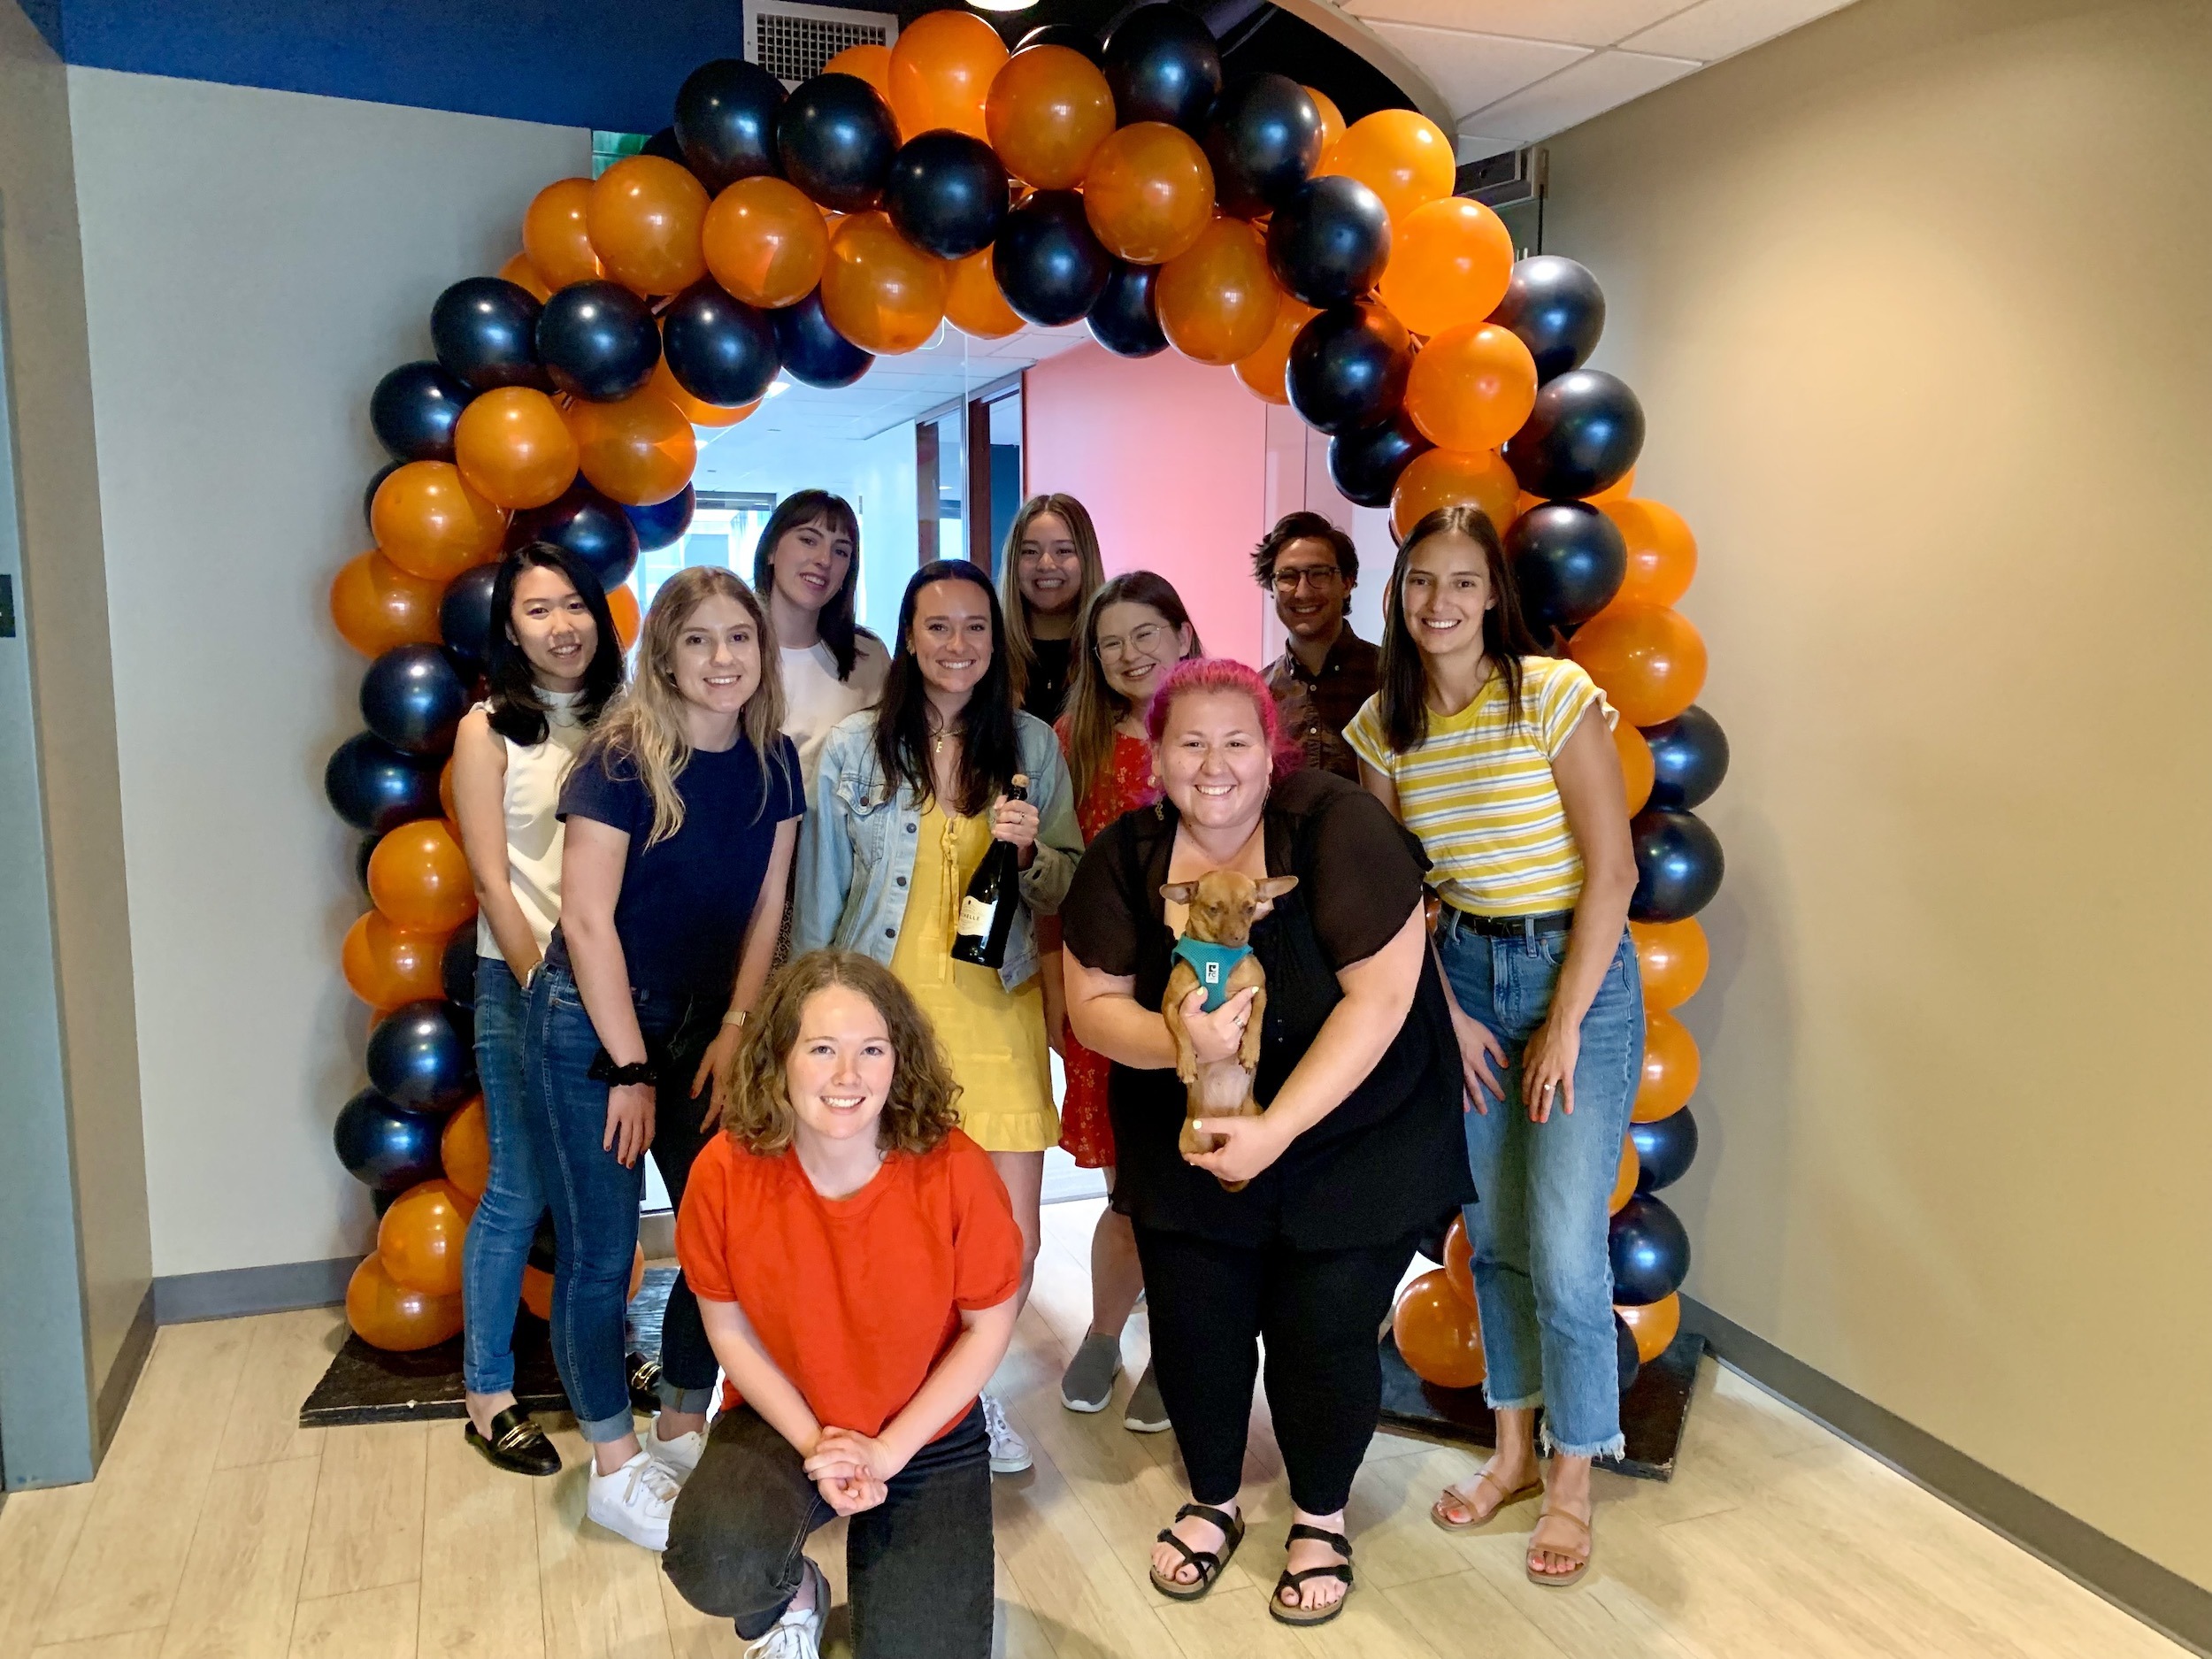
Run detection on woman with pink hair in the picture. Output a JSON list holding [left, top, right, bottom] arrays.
[[1058, 658, 1470, 1628]]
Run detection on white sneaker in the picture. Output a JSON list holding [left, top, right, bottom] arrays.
[[743, 1558, 826, 1658], [585, 1449, 681, 1550], [980, 1393, 1032, 1475], [648, 1425, 706, 1482]]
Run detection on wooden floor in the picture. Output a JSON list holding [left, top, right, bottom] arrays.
[[0, 1199, 2183, 1659]]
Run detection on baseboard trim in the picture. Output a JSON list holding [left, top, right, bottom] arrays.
[[1681, 1295, 2211, 1655], [154, 1256, 357, 1325], [93, 1285, 156, 1461]]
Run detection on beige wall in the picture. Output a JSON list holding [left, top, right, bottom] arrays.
[[1543, 0, 2212, 1587]]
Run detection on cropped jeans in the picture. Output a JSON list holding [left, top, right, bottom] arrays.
[[1434, 916, 1643, 1459], [461, 956, 542, 1395]]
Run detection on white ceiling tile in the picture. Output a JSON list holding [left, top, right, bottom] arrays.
[[1345, 0, 1701, 49], [1622, 0, 1858, 59], [1363, 23, 1590, 121], [1460, 48, 1703, 141]]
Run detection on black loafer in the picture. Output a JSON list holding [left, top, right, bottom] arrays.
[[465, 1406, 561, 1477], [626, 1350, 663, 1413]]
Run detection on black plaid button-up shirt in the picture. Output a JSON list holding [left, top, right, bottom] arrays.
[[1264, 628, 1380, 782]]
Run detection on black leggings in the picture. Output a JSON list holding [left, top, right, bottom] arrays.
[[649, 1008, 721, 1405], [1133, 1225, 1417, 1516]]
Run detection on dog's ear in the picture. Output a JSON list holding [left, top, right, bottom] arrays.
[[1255, 876, 1299, 900], [1158, 881, 1196, 905]]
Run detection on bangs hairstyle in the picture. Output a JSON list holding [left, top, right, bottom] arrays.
[[999, 493, 1105, 704], [483, 542, 626, 747], [1249, 510, 1360, 589], [1143, 657, 1302, 785], [752, 488, 875, 680], [720, 949, 964, 1156], [874, 559, 1019, 817], [578, 566, 788, 848], [1377, 504, 1541, 754], [1062, 570, 1202, 803]]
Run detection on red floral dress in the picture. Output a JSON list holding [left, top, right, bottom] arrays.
[[1052, 723, 1157, 1169]]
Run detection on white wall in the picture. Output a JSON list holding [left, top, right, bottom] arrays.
[[68, 67, 588, 1276]]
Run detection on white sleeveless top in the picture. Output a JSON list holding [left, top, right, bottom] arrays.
[[476, 689, 589, 958]]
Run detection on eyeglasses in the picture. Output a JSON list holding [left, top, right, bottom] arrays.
[[1271, 565, 1342, 593], [1096, 622, 1174, 662]]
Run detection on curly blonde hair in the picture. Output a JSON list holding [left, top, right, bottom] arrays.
[[720, 950, 964, 1156]]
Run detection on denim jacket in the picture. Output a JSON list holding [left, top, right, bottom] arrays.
[[793, 709, 1083, 991]]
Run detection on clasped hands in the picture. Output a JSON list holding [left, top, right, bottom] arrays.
[[1173, 986, 1293, 1187], [803, 1426, 902, 1516]]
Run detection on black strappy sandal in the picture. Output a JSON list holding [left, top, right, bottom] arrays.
[[1148, 1502, 1245, 1601], [1268, 1524, 1354, 1626]]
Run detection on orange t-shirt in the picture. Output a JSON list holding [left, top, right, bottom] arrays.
[[675, 1127, 1023, 1442]]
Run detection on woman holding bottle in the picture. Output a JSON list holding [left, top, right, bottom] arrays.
[[998, 493, 1104, 724]]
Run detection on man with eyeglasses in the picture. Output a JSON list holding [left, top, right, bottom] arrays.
[[1250, 511, 1379, 780]]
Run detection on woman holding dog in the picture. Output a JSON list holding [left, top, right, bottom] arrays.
[[1059, 657, 1471, 1627]]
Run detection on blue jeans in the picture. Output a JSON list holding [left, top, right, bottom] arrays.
[[461, 956, 542, 1394], [1434, 917, 1643, 1458]]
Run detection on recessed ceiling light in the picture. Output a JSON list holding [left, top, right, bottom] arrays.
[[969, 0, 1038, 12]]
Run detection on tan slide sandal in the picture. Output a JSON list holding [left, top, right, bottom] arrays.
[[1525, 1502, 1594, 1587], [1431, 1469, 1543, 1533]]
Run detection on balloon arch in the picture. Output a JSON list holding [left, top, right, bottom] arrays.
[[320, 4, 1726, 1388]]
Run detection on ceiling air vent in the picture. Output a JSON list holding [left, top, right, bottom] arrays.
[[743, 1, 898, 87]]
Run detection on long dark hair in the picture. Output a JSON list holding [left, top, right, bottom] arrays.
[[1062, 570, 1202, 804], [874, 559, 1019, 817], [752, 488, 872, 680], [483, 542, 626, 746], [1377, 505, 1541, 753]]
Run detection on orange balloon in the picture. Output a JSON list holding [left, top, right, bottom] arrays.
[[1232, 296, 1316, 404], [437, 754, 458, 826], [703, 175, 830, 309], [1304, 86, 1345, 159], [498, 250, 553, 302], [943, 246, 1023, 339], [566, 390, 697, 506], [1614, 719, 1655, 817], [1634, 1010, 1699, 1123], [1393, 1269, 1486, 1389], [440, 1097, 491, 1201], [1586, 467, 1637, 504], [371, 462, 507, 583], [1391, 447, 1519, 541], [1083, 123, 1215, 265], [1156, 219, 1280, 365], [1632, 918, 1709, 1011], [1405, 323, 1538, 452], [522, 177, 603, 289], [521, 1242, 644, 1322], [368, 818, 478, 934], [1609, 1136, 1641, 1215], [1602, 500, 1698, 609], [341, 910, 454, 1012], [887, 8, 1007, 142], [819, 211, 947, 356], [1442, 1213, 1474, 1304], [607, 582, 641, 650], [454, 387, 580, 510], [377, 1179, 471, 1298], [1569, 603, 1708, 726], [1322, 109, 1455, 224], [347, 1254, 462, 1352], [1617, 1293, 1681, 1364], [1380, 196, 1515, 337], [647, 356, 758, 428], [329, 550, 443, 657], [987, 45, 1116, 190], [588, 156, 709, 296], [825, 42, 895, 108]]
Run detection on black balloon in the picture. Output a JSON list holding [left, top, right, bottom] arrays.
[[772, 289, 874, 388], [624, 485, 696, 551], [437, 564, 500, 674], [994, 190, 1111, 327], [1087, 260, 1167, 358], [1103, 4, 1221, 134], [536, 280, 660, 402], [366, 998, 477, 1113], [1609, 1193, 1690, 1305], [1328, 413, 1430, 508], [1267, 175, 1391, 309], [1204, 74, 1324, 218], [430, 277, 549, 393], [885, 131, 1010, 260], [442, 928, 478, 1010], [1614, 1311, 1642, 1394], [1491, 254, 1605, 381], [361, 642, 469, 756], [1286, 301, 1412, 435], [641, 126, 689, 168], [325, 733, 442, 833], [674, 58, 787, 191], [370, 360, 472, 463], [1630, 807, 1724, 924], [1017, 23, 1101, 60], [662, 281, 780, 407], [527, 1208, 559, 1272], [334, 1087, 444, 1192], [1632, 1106, 1698, 1193], [1506, 502, 1627, 634], [777, 73, 899, 213], [513, 479, 641, 588], [1504, 369, 1645, 500], [1643, 705, 1729, 810], [364, 460, 401, 533]]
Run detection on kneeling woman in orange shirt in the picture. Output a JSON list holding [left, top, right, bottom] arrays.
[[663, 950, 1023, 1659]]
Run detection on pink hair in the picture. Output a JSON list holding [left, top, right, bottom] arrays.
[[1143, 657, 1303, 782]]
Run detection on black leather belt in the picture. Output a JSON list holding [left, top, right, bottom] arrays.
[[1440, 906, 1575, 939]]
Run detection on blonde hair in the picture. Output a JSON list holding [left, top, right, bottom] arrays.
[[998, 493, 1104, 705], [579, 567, 788, 848]]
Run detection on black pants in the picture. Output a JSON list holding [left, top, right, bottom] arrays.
[[1134, 1225, 1417, 1516], [648, 1005, 721, 1403], [663, 1403, 995, 1658]]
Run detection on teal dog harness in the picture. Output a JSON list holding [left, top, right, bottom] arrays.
[[1171, 936, 1254, 1012]]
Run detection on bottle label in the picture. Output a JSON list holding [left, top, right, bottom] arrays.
[[956, 896, 996, 938]]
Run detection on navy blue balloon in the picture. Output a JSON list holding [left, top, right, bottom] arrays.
[[1491, 255, 1605, 382], [1643, 705, 1730, 810], [1504, 370, 1645, 501], [536, 280, 660, 401], [772, 289, 873, 388], [885, 131, 1009, 261], [1268, 175, 1391, 309], [624, 485, 695, 552], [334, 1087, 444, 1192], [778, 73, 899, 213], [1614, 1311, 1642, 1393], [355, 833, 379, 897], [431, 277, 549, 393], [1329, 413, 1430, 509], [1103, 4, 1221, 134], [1205, 74, 1325, 218], [361, 643, 469, 756], [1087, 261, 1167, 358], [676, 58, 787, 191], [662, 281, 780, 408], [363, 461, 400, 533], [527, 1208, 559, 1271], [1287, 301, 1412, 436], [366, 999, 477, 1112], [641, 126, 689, 169], [1506, 502, 1627, 634], [437, 564, 500, 674], [1630, 806, 1724, 923], [1632, 1106, 1699, 1193], [442, 928, 479, 1010], [1609, 1193, 1690, 1305], [995, 190, 1111, 327], [326, 733, 442, 833], [370, 360, 472, 463], [514, 480, 641, 588]]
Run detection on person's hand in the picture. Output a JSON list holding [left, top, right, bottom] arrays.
[[691, 1023, 745, 1132], [1183, 1112, 1291, 1185], [808, 1426, 909, 1485], [991, 792, 1041, 868], [603, 1081, 655, 1166], [1521, 1013, 1580, 1123], [1448, 1003, 1507, 1116], [813, 1466, 887, 1515], [1181, 985, 1256, 1066]]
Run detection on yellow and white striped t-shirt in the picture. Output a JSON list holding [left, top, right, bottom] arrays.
[[1342, 657, 1615, 916]]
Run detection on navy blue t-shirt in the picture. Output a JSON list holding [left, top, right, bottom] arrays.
[[554, 733, 805, 999]]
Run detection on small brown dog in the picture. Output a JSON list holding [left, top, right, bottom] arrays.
[[1160, 870, 1298, 1190]]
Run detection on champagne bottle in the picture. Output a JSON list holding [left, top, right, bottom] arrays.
[[950, 773, 1028, 970]]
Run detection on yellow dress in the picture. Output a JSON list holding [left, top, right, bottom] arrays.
[[888, 802, 1060, 1153]]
